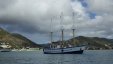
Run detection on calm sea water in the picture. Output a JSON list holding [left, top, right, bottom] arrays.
[[0, 50, 113, 64]]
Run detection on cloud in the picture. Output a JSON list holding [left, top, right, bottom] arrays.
[[79, 0, 113, 39], [0, 0, 113, 43], [0, 0, 88, 34], [0, 0, 74, 34], [86, 0, 113, 14]]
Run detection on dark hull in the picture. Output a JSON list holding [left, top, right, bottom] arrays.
[[1, 51, 11, 52], [0, 49, 11, 52], [44, 50, 83, 54]]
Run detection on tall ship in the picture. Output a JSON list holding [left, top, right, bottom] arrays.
[[43, 13, 85, 54]]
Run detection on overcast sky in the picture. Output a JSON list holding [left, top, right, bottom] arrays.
[[0, 0, 113, 44]]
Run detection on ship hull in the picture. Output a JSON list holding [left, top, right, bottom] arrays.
[[0, 48, 11, 52], [43, 47, 85, 54], [44, 50, 83, 54]]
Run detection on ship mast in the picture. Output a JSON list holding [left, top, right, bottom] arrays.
[[72, 12, 76, 46], [72, 29, 75, 39], [61, 29, 64, 44], [72, 12, 75, 38], [50, 32, 53, 43], [50, 18, 53, 44], [60, 13, 64, 48], [49, 18, 54, 48]]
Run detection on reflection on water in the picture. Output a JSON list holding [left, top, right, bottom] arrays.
[[0, 50, 113, 64]]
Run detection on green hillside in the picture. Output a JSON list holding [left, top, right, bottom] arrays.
[[50, 36, 113, 50], [0, 28, 41, 49]]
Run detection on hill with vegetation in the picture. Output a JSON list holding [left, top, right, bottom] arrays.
[[70, 36, 113, 50], [45, 36, 113, 50], [0, 27, 41, 49]]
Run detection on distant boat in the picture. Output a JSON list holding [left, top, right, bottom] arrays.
[[43, 12, 85, 54], [0, 48, 11, 52], [0, 42, 11, 52]]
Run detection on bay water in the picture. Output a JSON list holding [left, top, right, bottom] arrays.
[[0, 50, 113, 64]]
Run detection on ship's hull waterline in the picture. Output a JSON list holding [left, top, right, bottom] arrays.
[[43, 47, 84, 54]]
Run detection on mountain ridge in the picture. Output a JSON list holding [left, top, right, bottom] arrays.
[[43, 36, 113, 50], [1, 27, 113, 50], [0, 27, 41, 49]]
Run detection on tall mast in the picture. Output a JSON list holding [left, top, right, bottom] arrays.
[[72, 29, 75, 38], [72, 12, 76, 46], [50, 32, 53, 43], [61, 29, 64, 44], [50, 18, 53, 43], [60, 13, 64, 48], [72, 12, 75, 38]]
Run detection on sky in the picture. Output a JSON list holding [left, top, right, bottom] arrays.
[[0, 0, 113, 44]]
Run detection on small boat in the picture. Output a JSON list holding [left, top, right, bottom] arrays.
[[43, 12, 85, 54], [0, 43, 11, 52], [0, 48, 11, 52]]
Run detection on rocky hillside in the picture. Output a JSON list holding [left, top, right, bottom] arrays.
[[72, 36, 113, 49], [0, 27, 41, 49], [49, 36, 113, 50]]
